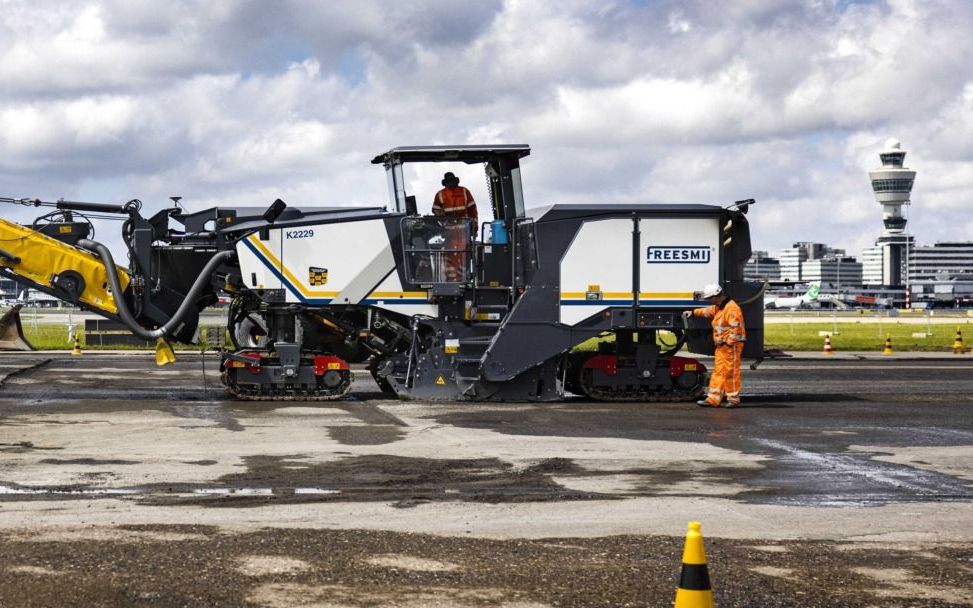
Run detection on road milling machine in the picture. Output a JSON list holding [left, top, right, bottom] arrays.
[[0, 145, 764, 401]]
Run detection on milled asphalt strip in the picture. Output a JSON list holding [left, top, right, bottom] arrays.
[[0, 358, 52, 387], [751, 438, 964, 497]]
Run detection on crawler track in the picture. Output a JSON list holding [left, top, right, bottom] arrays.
[[578, 369, 704, 402], [221, 370, 353, 401]]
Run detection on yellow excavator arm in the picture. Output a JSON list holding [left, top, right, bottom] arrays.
[[0, 217, 130, 315]]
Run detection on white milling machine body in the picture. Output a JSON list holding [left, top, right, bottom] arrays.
[[227, 145, 765, 401]]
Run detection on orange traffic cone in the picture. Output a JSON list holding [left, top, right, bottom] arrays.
[[953, 328, 965, 355], [822, 334, 833, 355], [882, 334, 893, 355], [71, 336, 82, 356], [674, 521, 714, 608]]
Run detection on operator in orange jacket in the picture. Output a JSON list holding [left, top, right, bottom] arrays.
[[432, 172, 478, 282], [682, 283, 746, 408], [432, 172, 478, 222]]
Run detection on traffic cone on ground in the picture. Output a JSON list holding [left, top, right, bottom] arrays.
[[822, 334, 833, 355], [953, 328, 965, 354], [882, 334, 894, 355], [71, 336, 82, 356], [673, 521, 714, 608]]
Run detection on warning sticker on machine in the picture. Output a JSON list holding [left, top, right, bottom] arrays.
[[435, 375, 446, 385]]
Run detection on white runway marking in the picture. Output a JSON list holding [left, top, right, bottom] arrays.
[[0, 485, 339, 497]]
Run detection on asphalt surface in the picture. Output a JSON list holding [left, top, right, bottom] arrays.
[[1, 353, 973, 607]]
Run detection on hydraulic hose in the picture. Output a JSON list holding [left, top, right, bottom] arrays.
[[78, 238, 234, 340], [738, 278, 769, 306]]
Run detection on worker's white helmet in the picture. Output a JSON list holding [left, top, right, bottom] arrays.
[[700, 283, 723, 299]]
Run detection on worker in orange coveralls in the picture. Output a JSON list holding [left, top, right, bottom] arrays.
[[682, 283, 746, 408], [432, 172, 478, 282]]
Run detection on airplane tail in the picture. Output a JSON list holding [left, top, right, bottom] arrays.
[[805, 281, 821, 301]]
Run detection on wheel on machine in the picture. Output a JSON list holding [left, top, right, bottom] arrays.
[[232, 315, 270, 349], [676, 370, 702, 390], [320, 369, 345, 389]]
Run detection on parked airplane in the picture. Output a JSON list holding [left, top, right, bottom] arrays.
[[764, 282, 821, 309], [0, 290, 28, 308]]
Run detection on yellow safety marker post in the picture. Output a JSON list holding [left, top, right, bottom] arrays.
[[882, 334, 894, 355], [953, 328, 965, 355], [71, 336, 82, 356], [822, 334, 833, 356], [674, 521, 714, 608]]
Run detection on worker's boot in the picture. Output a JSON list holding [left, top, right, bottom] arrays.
[[696, 398, 721, 408]]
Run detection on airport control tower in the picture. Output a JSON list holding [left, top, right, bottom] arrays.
[[868, 138, 916, 286]]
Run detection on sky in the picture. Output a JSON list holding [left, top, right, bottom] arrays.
[[0, 0, 971, 259]]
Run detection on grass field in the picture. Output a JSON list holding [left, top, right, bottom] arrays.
[[17, 321, 971, 352], [765, 322, 965, 352], [21, 323, 228, 351]]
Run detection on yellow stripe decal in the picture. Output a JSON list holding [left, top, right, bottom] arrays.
[[369, 291, 427, 298]]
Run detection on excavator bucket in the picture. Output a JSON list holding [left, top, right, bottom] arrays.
[[0, 304, 34, 351]]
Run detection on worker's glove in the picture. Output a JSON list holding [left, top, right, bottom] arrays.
[[681, 310, 692, 320]]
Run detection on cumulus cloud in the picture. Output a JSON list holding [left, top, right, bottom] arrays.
[[0, 0, 970, 258]]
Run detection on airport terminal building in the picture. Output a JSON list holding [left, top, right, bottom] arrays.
[[907, 242, 973, 305]]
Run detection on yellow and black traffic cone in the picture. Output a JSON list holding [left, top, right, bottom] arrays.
[[674, 521, 714, 608], [953, 328, 965, 355], [822, 334, 833, 356], [882, 333, 894, 355], [71, 336, 82, 356]]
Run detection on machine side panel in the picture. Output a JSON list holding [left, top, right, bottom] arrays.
[[240, 219, 395, 304], [279, 219, 391, 304], [331, 242, 396, 305], [639, 217, 719, 305], [558, 216, 717, 326], [366, 272, 437, 317], [558, 219, 633, 325], [237, 233, 284, 292]]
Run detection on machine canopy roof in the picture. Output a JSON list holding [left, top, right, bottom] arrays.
[[371, 145, 531, 166]]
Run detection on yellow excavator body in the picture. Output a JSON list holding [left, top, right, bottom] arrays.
[[0, 217, 130, 315]]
